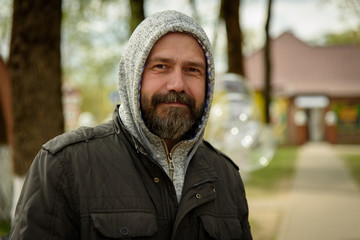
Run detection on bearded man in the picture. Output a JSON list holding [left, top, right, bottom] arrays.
[[10, 10, 252, 239]]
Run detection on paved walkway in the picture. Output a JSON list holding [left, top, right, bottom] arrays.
[[276, 142, 360, 240]]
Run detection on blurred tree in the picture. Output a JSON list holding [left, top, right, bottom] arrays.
[[264, 0, 273, 124], [322, 29, 360, 46], [0, 57, 13, 146], [7, 0, 64, 176], [317, 1, 360, 46], [129, 0, 145, 34], [220, 0, 244, 76], [326, 0, 360, 22], [62, 0, 129, 122]]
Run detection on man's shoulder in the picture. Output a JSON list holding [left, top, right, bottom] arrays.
[[199, 140, 239, 171], [42, 121, 116, 155]]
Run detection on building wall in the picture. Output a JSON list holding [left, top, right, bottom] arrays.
[[287, 97, 308, 145], [244, 90, 359, 145], [286, 96, 360, 145]]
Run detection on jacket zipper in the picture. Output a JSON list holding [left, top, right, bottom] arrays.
[[160, 140, 180, 182]]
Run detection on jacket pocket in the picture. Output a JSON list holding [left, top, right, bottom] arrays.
[[91, 211, 158, 238], [200, 215, 243, 240]]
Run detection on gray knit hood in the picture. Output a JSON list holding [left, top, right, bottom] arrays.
[[118, 10, 215, 201]]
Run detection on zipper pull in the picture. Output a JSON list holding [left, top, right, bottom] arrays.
[[168, 155, 175, 182]]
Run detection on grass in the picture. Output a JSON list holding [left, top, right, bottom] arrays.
[[245, 145, 298, 196], [0, 220, 11, 237], [342, 154, 360, 189], [245, 145, 299, 240], [245, 146, 298, 240]]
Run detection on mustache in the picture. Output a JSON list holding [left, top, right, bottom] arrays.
[[152, 91, 195, 108]]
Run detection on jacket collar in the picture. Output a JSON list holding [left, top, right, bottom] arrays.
[[113, 106, 148, 155]]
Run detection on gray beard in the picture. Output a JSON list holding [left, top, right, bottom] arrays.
[[141, 91, 204, 141]]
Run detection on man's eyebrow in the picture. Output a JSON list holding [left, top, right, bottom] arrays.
[[183, 60, 206, 71], [146, 57, 174, 65]]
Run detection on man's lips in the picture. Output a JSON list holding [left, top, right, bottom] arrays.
[[159, 102, 188, 107]]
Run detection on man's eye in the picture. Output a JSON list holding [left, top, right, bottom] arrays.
[[188, 67, 200, 73], [154, 64, 165, 69]]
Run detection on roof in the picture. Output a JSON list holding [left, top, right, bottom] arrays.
[[244, 32, 360, 97]]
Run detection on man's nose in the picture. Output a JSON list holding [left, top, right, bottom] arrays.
[[166, 68, 185, 92]]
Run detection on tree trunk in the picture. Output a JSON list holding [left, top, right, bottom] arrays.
[[0, 57, 13, 221], [0, 57, 13, 146], [264, 0, 272, 124], [129, 0, 145, 34], [220, 0, 244, 76], [7, 0, 64, 176]]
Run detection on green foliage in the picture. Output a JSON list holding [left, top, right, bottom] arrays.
[[321, 1, 360, 46], [246, 146, 298, 196], [79, 82, 118, 123], [0, 220, 11, 236], [342, 154, 360, 189], [322, 29, 360, 46]]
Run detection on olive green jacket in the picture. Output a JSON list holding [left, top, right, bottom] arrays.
[[10, 109, 252, 239]]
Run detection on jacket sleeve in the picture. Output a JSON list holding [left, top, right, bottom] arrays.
[[10, 149, 80, 239]]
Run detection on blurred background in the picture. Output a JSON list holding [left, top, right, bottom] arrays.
[[1, 0, 360, 239]]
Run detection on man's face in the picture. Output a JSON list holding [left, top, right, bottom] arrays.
[[140, 32, 206, 141]]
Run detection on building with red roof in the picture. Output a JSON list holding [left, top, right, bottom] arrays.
[[244, 32, 360, 144]]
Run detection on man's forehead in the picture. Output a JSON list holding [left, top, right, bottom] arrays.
[[147, 32, 206, 61], [152, 32, 203, 50]]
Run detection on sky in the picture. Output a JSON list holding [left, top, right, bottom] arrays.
[[242, 0, 358, 40], [147, 0, 358, 43]]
